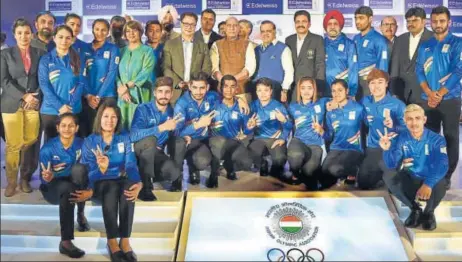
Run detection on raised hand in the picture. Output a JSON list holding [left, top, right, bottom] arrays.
[[247, 113, 258, 130], [92, 145, 109, 174], [160, 115, 183, 132], [377, 128, 391, 151], [274, 109, 287, 123], [195, 110, 217, 129], [326, 101, 339, 111], [40, 162, 54, 183], [311, 115, 324, 135]]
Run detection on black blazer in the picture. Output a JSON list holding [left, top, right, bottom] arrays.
[[0, 46, 45, 113], [194, 30, 223, 49], [390, 28, 433, 104]]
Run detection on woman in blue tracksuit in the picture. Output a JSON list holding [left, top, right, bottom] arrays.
[[81, 100, 141, 262], [39, 113, 91, 259], [287, 77, 326, 189], [82, 18, 120, 136], [318, 79, 366, 188], [38, 25, 86, 142]]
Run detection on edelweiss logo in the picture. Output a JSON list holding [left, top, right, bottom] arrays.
[[265, 202, 319, 247]]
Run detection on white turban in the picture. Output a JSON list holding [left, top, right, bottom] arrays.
[[158, 5, 179, 24]]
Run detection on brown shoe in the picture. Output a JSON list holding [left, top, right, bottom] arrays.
[[4, 183, 16, 197], [19, 179, 32, 193]]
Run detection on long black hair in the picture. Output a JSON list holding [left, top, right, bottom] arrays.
[[53, 25, 80, 76]]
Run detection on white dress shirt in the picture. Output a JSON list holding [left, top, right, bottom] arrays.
[[296, 33, 307, 57], [261, 39, 294, 90], [182, 38, 194, 81], [201, 29, 211, 44], [409, 29, 424, 60]]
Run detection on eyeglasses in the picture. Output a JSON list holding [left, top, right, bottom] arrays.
[[181, 22, 196, 28], [382, 23, 397, 27]]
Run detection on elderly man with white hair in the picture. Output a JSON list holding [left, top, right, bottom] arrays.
[[211, 16, 256, 102], [158, 5, 180, 43]]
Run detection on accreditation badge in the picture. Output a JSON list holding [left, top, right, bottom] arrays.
[[103, 51, 110, 59], [118, 142, 125, 153], [363, 39, 369, 47], [338, 44, 344, 52], [442, 44, 450, 53], [348, 111, 356, 120]]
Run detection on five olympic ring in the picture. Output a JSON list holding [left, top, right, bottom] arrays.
[[267, 248, 325, 262]]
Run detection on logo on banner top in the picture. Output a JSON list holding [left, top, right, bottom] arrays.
[[265, 202, 319, 247]]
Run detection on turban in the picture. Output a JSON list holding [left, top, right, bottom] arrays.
[[323, 10, 345, 30]]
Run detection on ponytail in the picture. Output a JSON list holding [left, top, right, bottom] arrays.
[[69, 47, 80, 76]]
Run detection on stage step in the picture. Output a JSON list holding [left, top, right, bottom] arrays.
[[0, 190, 184, 261], [392, 192, 462, 262]]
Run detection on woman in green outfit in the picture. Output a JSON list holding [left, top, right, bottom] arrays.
[[117, 20, 155, 130]]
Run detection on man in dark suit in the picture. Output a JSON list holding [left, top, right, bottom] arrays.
[[194, 9, 223, 50], [163, 12, 212, 104], [285, 10, 325, 101], [390, 7, 433, 105]]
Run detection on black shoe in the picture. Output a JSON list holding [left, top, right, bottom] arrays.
[[107, 244, 127, 262], [226, 172, 238, 180], [169, 179, 182, 192], [119, 243, 137, 262], [206, 173, 219, 188], [344, 175, 356, 185], [189, 171, 200, 185], [137, 187, 157, 201], [404, 208, 422, 228], [287, 175, 302, 185], [59, 241, 85, 258], [421, 212, 437, 231], [218, 165, 227, 177], [260, 159, 269, 177], [77, 213, 90, 232]]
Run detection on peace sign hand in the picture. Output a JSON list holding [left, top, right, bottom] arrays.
[[247, 113, 258, 130], [40, 162, 54, 182], [311, 115, 324, 135], [274, 109, 287, 123], [377, 128, 392, 151], [92, 145, 109, 174]]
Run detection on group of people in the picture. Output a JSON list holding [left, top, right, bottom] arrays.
[[0, 3, 461, 261]]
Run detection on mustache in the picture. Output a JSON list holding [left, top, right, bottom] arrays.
[[297, 26, 305, 29]]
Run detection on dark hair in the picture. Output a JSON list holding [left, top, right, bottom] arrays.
[[202, 9, 216, 19], [35, 11, 56, 23], [261, 20, 276, 30], [54, 25, 80, 76], [180, 12, 198, 23], [56, 113, 79, 126], [218, 21, 226, 28], [294, 10, 311, 22], [64, 13, 81, 24], [239, 19, 253, 35], [92, 18, 110, 31], [431, 5, 451, 20], [92, 100, 122, 135], [145, 20, 161, 34], [12, 18, 33, 35], [355, 6, 373, 17], [155, 76, 173, 89], [220, 74, 237, 88], [255, 77, 273, 89], [190, 72, 209, 85], [331, 79, 348, 90], [0, 32, 5, 44], [405, 7, 426, 20], [110, 15, 126, 24]]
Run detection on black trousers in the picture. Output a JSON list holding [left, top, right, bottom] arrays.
[[287, 138, 323, 177], [208, 136, 252, 174], [81, 97, 117, 137], [321, 150, 363, 187], [383, 169, 447, 213], [355, 78, 370, 102], [357, 147, 388, 189], [169, 137, 212, 174], [40, 164, 88, 241], [93, 178, 137, 239], [422, 99, 461, 180], [0, 112, 4, 141], [135, 137, 180, 189], [248, 138, 287, 174]]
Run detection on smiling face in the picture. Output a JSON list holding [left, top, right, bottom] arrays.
[[295, 14, 310, 35], [260, 23, 275, 45], [101, 107, 118, 133], [256, 84, 272, 103], [331, 82, 348, 103], [125, 26, 141, 44], [189, 80, 208, 102], [369, 78, 388, 99], [405, 109, 426, 135], [299, 80, 315, 102], [155, 85, 173, 106], [57, 116, 79, 139], [14, 25, 32, 48], [93, 21, 109, 42], [35, 14, 55, 39], [181, 15, 197, 39]]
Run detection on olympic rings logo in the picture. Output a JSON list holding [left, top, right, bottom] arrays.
[[267, 248, 325, 262]]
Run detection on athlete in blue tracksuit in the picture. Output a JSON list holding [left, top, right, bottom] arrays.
[[353, 6, 389, 101], [320, 79, 366, 187], [38, 48, 86, 142], [248, 78, 292, 179], [358, 91, 406, 189], [170, 73, 220, 188], [38, 113, 89, 257], [415, 28, 462, 185], [82, 40, 120, 136], [207, 75, 253, 188], [325, 33, 359, 97], [382, 116, 448, 231], [130, 78, 181, 200]]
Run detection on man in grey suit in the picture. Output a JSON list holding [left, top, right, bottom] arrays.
[[285, 10, 325, 101], [390, 7, 433, 105], [194, 9, 223, 49], [163, 12, 212, 105]]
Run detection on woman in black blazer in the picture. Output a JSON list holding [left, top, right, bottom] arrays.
[[0, 18, 46, 197]]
